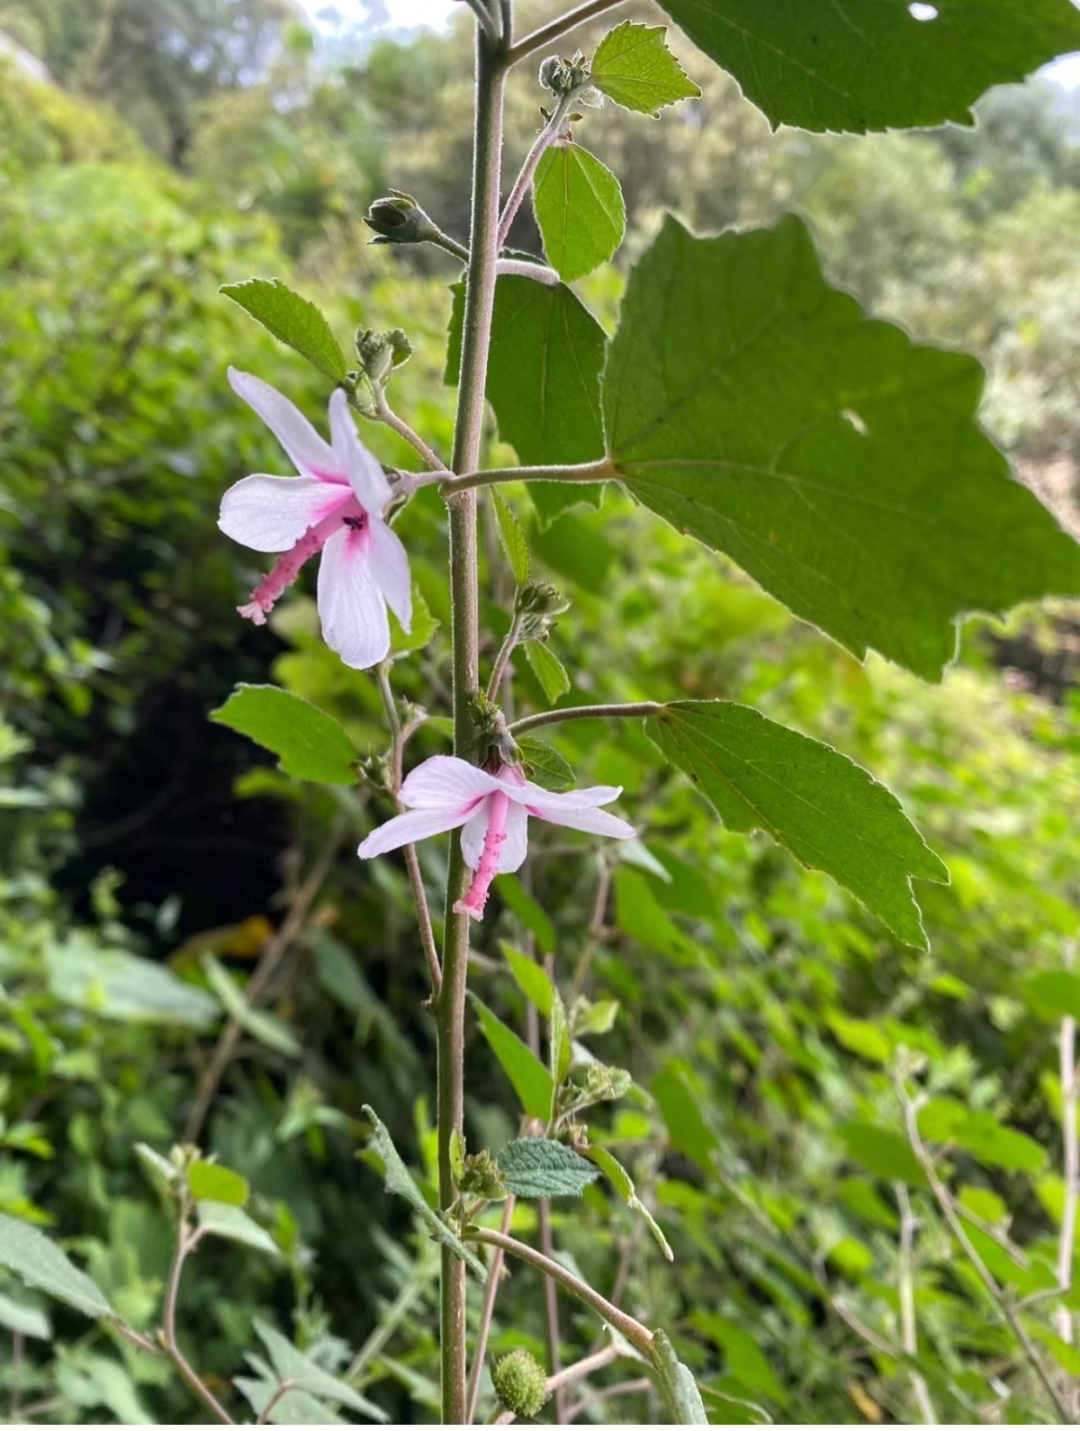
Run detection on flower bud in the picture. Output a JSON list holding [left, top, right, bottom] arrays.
[[355, 327, 413, 389], [364, 190, 440, 246], [459, 1148, 508, 1201], [493, 1350, 548, 1419], [517, 581, 570, 641]]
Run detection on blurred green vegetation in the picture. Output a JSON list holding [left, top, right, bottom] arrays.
[[2, 1, 1080, 1422]]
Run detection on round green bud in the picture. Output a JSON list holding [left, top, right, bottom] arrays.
[[492, 1350, 548, 1419]]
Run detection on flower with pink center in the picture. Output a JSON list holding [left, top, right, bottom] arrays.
[[219, 367, 411, 670], [357, 755, 636, 919]]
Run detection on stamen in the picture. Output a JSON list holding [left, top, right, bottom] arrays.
[[237, 500, 366, 624], [454, 789, 510, 920]]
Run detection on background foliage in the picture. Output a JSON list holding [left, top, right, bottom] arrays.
[[3, 0, 1080, 1422]]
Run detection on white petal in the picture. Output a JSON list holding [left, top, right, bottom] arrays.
[[509, 777, 624, 810], [399, 755, 502, 810], [358, 804, 473, 859], [367, 519, 412, 629], [526, 796, 636, 841], [328, 388, 393, 512], [459, 804, 490, 871], [219, 473, 346, 553], [229, 367, 337, 478], [497, 802, 529, 872], [317, 527, 390, 669]]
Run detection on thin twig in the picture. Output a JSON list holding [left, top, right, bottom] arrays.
[[486, 614, 524, 702], [510, 702, 662, 737], [466, 1196, 518, 1423], [184, 829, 343, 1143], [162, 1216, 234, 1424], [375, 390, 448, 473], [377, 665, 442, 997], [896, 1182, 939, 1425], [497, 94, 574, 249], [896, 1076, 1071, 1423], [440, 456, 617, 497], [506, 0, 629, 67]]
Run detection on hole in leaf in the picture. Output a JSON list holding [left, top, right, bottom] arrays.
[[908, 3, 939, 20], [841, 409, 869, 436]]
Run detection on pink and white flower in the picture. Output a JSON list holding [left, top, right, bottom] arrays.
[[357, 755, 636, 919], [219, 367, 411, 670]]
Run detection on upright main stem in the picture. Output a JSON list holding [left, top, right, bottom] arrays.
[[438, 23, 507, 1426]]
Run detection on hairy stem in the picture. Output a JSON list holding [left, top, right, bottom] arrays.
[[497, 93, 573, 249], [495, 258, 560, 285], [466, 1195, 517, 1423], [486, 613, 524, 701], [438, 20, 507, 1425], [510, 701, 662, 737], [440, 456, 617, 496], [506, 0, 629, 67], [375, 390, 448, 473]]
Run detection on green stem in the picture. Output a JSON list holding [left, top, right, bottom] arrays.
[[438, 22, 507, 1427], [497, 91, 574, 249], [509, 701, 662, 737], [440, 457, 617, 496], [505, 0, 629, 67]]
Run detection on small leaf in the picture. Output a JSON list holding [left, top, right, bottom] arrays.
[[651, 1329, 708, 1425], [202, 955, 302, 1058], [652, 1067, 719, 1169], [1025, 970, 1080, 1021], [492, 875, 557, 953], [188, 1160, 249, 1207], [362, 1106, 488, 1283], [586, 1146, 674, 1260], [472, 998, 554, 1122], [838, 1123, 926, 1187], [550, 986, 573, 1088], [646, 701, 947, 950], [0, 1214, 113, 1320], [534, 143, 626, 283], [196, 1202, 280, 1256], [524, 642, 570, 704], [827, 1013, 891, 1064], [691, 1313, 786, 1403], [497, 1140, 601, 1198], [254, 1318, 388, 1422], [490, 489, 531, 586], [211, 685, 358, 786], [502, 944, 554, 1017], [221, 278, 347, 382], [516, 738, 575, 793], [134, 1143, 179, 1187], [590, 21, 700, 116]]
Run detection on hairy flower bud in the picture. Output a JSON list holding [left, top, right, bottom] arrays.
[[355, 327, 413, 389], [493, 1350, 548, 1419], [364, 190, 440, 246], [459, 1148, 508, 1201], [517, 580, 570, 640]]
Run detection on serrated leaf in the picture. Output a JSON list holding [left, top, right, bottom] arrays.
[[188, 1160, 249, 1207], [590, 21, 700, 116], [524, 642, 570, 704], [446, 276, 605, 526], [202, 955, 302, 1058], [534, 143, 626, 283], [516, 737, 575, 793], [658, 0, 1080, 133], [586, 1146, 674, 1260], [196, 1201, 280, 1256], [651, 1329, 709, 1425], [221, 278, 347, 381], [490, 489, 531, 585], [0, 1214, 113, 1320], [607, 216, 1080, 679], [646, 701, 947, 949], [211, 684, 358, 786], [254, 1318, 388, 1422], [502, 944, 554, 1017], [362, 1106, 488, 1283], [497, 1140, 600, 1198], [471, 998, 554, 1122]]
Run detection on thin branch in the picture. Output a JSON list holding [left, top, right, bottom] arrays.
[[506, 0, 629, 67], [443, 457, 617, 496], [462, 0, 500, 46], [896, 1181, 939, 1425], [497, 95, 574, 249], [487, 614, 524, 702], [495, 259, 560, 285], [429, 229, 471, 263], [377, 665, 442, 997], [162, 1217, 234, 1424], [184, 828, 343, 1143], [509, 702, 661, 737], [466, 1196, 518, 1423], [897, 1077, 1070, 1423], [465, 1227, 654, 1357], [375, 390, 448, 473]]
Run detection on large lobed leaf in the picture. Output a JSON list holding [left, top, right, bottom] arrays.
[[606, 215, 1080, 680], [658, 0, 1080, 133], [646, 701, 947, 948], [590, 21, 701, 117]]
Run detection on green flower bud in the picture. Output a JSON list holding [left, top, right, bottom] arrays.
[[355, 327, 413, 389], [459, 1148, 508, 1201], [364, 190, 440, 246], [517, 581, 571, 641], [493, 1350, 548, 1419]]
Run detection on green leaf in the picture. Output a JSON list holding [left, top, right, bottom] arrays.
[[691, 1312, 786, 1403], [607, 215, 1080, 680], [585, 1145, 674, 1260], [0, 1290, 50, 1340], [549, 986, 572, 1087], [196, 1202, 280, 1256], [235, 1377, 344, 1425], [472, 998, 554, 1122], [211, 684, 358, 786], [1024, 970, 1080, 1021], [533, 143, 626, 283], [651, 1329, 709, 1425], [492, 874, 557, 954], [188, 1160, 249, 1207], [590, 21, 700, 116], [524, 641, 570, 704], [254, 1318, 388, 1422], [657, 0, 1080, 133], [838, 1123, 926, 1186], [446, 276, 606, 526], [390, 586, 439, 657], [0, 1214, 113, 1320], [502, 943, 554, 1017], [497, 1140, 600, 1198], [362, 1106, 488, 1284], [220, 277, 347, 381], [646, 701, 947, 949], [516, 737, 575, 793], [490, 489, 531, 586], [827, 1013, 892, 1064], [918, 1099, 1046, 1174], [44, 941, 218, 1028], [202, 955, 302, 1058], [653, 1066, 719, 1169]]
